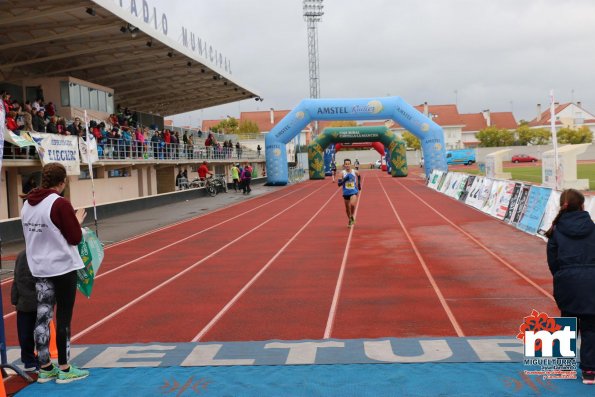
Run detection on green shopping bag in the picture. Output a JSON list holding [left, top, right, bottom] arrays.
[[77, 227, 104, 298]]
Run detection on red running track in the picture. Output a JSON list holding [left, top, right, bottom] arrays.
[[3, 171, 558, 346]]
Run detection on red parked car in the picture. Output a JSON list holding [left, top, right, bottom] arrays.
[[511, 154, 538, 163]]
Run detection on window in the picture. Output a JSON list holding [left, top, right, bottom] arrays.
[[98, 91, 107, 112], [89, 89, 98, 110], [60, 81, 70, 107], [79, 167, 98, 180], [108, 167, 130, 178], [69, 83, 81, 107], [107, 94, 114, 114], [80, 86, 90, 109]]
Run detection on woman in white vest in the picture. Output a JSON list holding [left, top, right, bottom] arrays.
[[21, 163, 89, 383]]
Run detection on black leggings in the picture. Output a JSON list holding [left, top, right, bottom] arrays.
[[35, 271, 78, 366]]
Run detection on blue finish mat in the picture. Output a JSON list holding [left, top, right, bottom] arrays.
[[16, 363, 591, 397]]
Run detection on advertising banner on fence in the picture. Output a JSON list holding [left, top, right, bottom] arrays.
[[427, 170, 444, 190], [438, 172, 452, 193], [511, 185, 531, 226], [3, 129, 38, 148], [517, 186, 552, 234], [537, 190, 562, 238], [30, 132, 81, 175], [503, 183, 523, 223], [453, 174, 469, 200], [465, 176, 484, 207], [484, 180, 505, 216], [459, 175, 476, 202], [494, 181, 517, 219], [542, 152, 563, 189], [78, 136, 99, 164]]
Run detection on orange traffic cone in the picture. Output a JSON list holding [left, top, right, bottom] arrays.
[[49, 320, 58, 360]]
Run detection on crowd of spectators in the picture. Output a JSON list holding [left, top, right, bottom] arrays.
[[2, 91, 254, 161]]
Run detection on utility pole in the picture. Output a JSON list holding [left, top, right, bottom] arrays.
[[303, 0, 324, 137]]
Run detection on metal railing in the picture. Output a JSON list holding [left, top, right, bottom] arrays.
[[2, 137, 260, 162]]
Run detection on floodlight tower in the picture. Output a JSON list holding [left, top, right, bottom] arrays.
[[303, 0, 324, 137]]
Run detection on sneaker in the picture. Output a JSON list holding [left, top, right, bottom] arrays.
[[348, 219, 353, 228], [583, 370, 595, 385], [350, 216, 355, 225], [56, 365, 89, 384], [37, 364, 60, 383]]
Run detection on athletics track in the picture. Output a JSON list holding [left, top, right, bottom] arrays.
[[2, 170, 591, 396]]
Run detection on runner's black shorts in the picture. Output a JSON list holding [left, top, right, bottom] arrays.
[[343, 193, 358, 200]]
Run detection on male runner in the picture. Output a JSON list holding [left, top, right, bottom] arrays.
[[337, 158, 361, 227], [331, 161, 337, 182]]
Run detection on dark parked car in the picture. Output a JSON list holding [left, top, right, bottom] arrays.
[[512, 154, 538, 163]]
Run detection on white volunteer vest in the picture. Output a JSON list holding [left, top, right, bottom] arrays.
[[21, 193, 84, 277]]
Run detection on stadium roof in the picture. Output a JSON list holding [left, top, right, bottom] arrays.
[[0, 0, 259, 116]]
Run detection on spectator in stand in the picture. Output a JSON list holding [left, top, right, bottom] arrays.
[[23, 100, 32, 114], [2, 92, 12, 113], [56, 117, 66, 135], [257, 144, 262, 157], [197, 161, 213, 181], [204, 134, 212, 158], [31, 98, 41, 112], [150, 130, 160, 159], [163, 129, 171, 159], [235, 141, 242, 159], [67, 118, 82, 136], [32, 110, 46, 132], [6, 111, 20, 131], [46, 116, 58, 134], [198, 129, 203, 138], [134, 128, 144, 158], [171, 131, 180, 159], [121, 127, 132, 158], [22, 112, 33, 132], [109, 113, 118, 126], [45, 102, 56, 118], [187, 134, 194, 159]]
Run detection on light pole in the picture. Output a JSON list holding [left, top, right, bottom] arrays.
[[303, 0, 324, 137]]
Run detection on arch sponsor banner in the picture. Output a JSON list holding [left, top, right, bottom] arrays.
[[537, 190, 562, 239], [29, 132, 81, 175], [516, 186, 552, 234]]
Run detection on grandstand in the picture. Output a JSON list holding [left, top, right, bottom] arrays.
[[0, 0, 264, 224]]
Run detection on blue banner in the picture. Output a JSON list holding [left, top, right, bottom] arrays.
[[517, 186, 553, 234]]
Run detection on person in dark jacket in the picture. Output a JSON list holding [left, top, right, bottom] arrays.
[[10, 250, 39, 371], [546, 188, 595, 385]]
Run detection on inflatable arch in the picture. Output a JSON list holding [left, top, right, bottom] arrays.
[[265, 96, 447, 185], [309, 126, 407, 178], [324, 142, 384, 175]]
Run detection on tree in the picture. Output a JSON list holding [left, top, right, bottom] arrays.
[[213, 117, 239, 134], [516, 124, 550, 146], [238, 120, 259, 134], [557, 126, 593, 144], [402, 131, 421, 150], [476, 126, 515, 147]]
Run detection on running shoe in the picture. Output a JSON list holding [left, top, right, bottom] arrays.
[[350, 216, 355, 225], [583, 370, 595, 385], [56, 365, 89, 384], [37, 364, 60, 383]]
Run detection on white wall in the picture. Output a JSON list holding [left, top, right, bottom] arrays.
[[69, 169, 139, 208]]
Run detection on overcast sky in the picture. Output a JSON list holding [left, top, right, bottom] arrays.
[[157, 0, 595, 127]]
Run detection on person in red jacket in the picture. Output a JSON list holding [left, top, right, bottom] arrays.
[[21, 163, 90, 383], [197, 161, 213, 181]]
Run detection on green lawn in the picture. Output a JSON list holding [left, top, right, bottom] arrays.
[[454, 163, 595, 190]]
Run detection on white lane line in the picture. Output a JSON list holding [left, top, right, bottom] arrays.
[[192, 188, 338, 342], [0, 184, 308, 289], [380, 178, 465, 337], [323, 181, 365, 339], [2, 185, 308, 321], [70, 183, 329, 342], [396, 180, 554, 302]]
